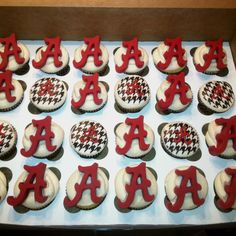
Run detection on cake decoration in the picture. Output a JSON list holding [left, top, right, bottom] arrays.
[[64, 163, 109, 210], [70, 120, 108, 158], [0, 70, 16, 102], [165, 166, 208, 212], [0, 170, 8, 204]]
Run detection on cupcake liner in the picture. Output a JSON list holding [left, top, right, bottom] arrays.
[[72, 101, 107, 114], [115, 102, 144, 114], [0, 94, 24, 112], [79, 64, 109, 76], [14, 61, 30, 75], [55, 64, 70, 76], [28, 101, 67, 114]]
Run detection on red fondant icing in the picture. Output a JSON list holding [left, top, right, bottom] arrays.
[[73, 35, 103, 69], [211, 84, 229, 100], [173, 126, 192, 145], [0, 124, 6, 145], [0, 33, 25, 71], [80, 126, 98, 143], [32, 36, 62, 69], [0, 70, 16, 102], [195, 39, 226, 72], [38, 79, 56, 96], [71, 73, 102, 108], [166, 166, 205, 212], [217, 168, 236, 210], [115, 37, 144, 73], [209, 115, 236, 156], [157, 72, 191, 111], [21, 116, 56, 157], [126, 79, 144, 96], [117, 162, 154, 209], [156, 37, 186, 70], [116, 115, 150, 155], [7, 163, 48, 206], [64, 163, 102, 208]]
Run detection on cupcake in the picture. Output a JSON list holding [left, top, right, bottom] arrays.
[[7, 162, 60, 210], [165, 166, 208, 212], [114, 37, 148, 75], [0, 70, 25, 111], [198, 80, 234, 115], [192, 39, 228, 75], [0, 119, 17, 160], [152, 37, 187, 74], [204, 115, 236, 159], [115, 163, 157, 210], [0, 33, 30, 75], [156, 73, 192, 114], [114, 75, 150, 113], [115, 115, 154, 158], [0, 169, 9, 204], [21, 116, 64, 159], [71, 73, 108, 113], [32, 36, 69, 76], [70, 120, 108, 158], [64, 163, 109, 210], [73, 35, 109, 75], [214, 166, 236, 211], [29, 77, 68, 113], [160, 121, 200, 160]]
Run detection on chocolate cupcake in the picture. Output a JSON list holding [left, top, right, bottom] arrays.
[[114, 75, 150, 113]]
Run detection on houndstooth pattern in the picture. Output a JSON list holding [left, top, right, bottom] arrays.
[[0, 121, 16, 155], [117, 76, 150, 104], [201, 81, 234, 111], [30, 78, 66, 106], [162, 122, 199, 157], [70, 121, 108, 155]]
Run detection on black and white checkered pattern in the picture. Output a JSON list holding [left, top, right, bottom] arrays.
[[162, 122, 199, 158], [30, 78, 66, 106], [70, 121, 108, 156], [0, 121, 16, 156], [200, 81, 234, 112], [117, 76, 150, 104]]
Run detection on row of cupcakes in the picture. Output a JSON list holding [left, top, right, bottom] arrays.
[[0, 34, 228, 77], [0, 72, 235, 115]]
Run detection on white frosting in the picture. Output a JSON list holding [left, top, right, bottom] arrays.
[[0, 171, 7, 203], [74, 44, 109, 73], [214, 166, 236, 209], [0, 79, 24, 110], [114, 46, 148, 74], [152, 42, 187, 73], [156, 79, 192, 111], [13, 168, 59, 209], [22, 121, 64, 157], [115, 122, 154, 158], [72, 80, 108, 112], [165, 166, 208, 210], [194, 44, 227, 73], [34, 45, 69, 73], [66, 167, 109, 209], [0, 43, 30, 71], [205, 120, 236, 157], [115, 164, 157, 209]]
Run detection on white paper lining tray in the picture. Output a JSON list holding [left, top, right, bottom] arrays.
[[0, 40, 236, 227]]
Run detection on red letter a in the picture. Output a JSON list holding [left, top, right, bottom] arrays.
[[0, 70, 16, 102]]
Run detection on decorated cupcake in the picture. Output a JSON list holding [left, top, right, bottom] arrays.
[[29, 77, 68, 114], [7, 162, 60, 211], [152, 37, 187, 74], [70, 120, 108, 158], [71, 73, 108, 113], [21, 116, 64, 159], [156, 73, 192, 114], [214, 166, 236, 211], [64, 163, 109, 211], [165, 166, 208, 212], [0, 168, 12, 204], [32, 36, 69, 76], [73, 35, 109, 75], [0, 119, 17, 160], [198, 81, 234, 115], [115, 115, 154, 158], [0, 70, 26, 112], [114, 37, 148, 75], [192, 39, 228, 76], [115, 163, 157, 210], [114, 75, 150, 113], [204, 115, 236, 159], [0, 33, 30, 75]]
